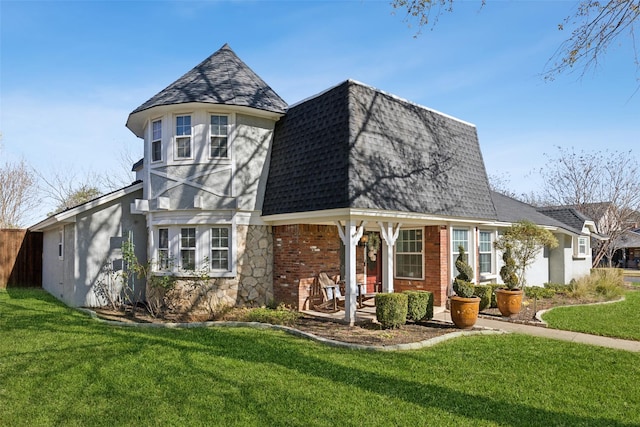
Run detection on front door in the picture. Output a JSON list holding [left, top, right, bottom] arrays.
[[365, 232, 382, 293]]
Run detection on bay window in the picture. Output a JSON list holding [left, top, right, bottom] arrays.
[[151, 119, 162, 162], [180, 227, 196, 271], [211, 227, 230, 270], [210, 115, 228, 158], [175, 115, 192, 158], [158, 228, 169, 270]]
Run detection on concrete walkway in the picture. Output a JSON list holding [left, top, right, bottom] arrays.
[[433, 311, 640, 352]]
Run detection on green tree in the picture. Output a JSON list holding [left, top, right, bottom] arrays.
[[494, 220, 558, 287]]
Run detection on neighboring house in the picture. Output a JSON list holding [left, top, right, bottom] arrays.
[[613, 229, 640, 268], [30, 44, 599, 324]]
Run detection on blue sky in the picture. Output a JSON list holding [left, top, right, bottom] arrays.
[[1, 0, 638, 224]]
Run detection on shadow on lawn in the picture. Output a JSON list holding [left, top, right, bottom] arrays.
[[1, 289, 636, 426]]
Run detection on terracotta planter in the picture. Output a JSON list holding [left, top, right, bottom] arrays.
[[449, 296, 480, 329], [495, 288, 524, 317]]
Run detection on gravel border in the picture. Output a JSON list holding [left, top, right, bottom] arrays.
[[77, 307, 507, 352]]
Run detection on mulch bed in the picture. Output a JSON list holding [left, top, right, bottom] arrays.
[[90, 288, 632, 347]]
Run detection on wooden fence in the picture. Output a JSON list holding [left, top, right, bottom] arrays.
[[0, 229, 42, 289]]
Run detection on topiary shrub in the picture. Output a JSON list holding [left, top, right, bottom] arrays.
[[453, 246, 476, 298], [375, 293, 408, 329], [499, 244, 519, 290], [404, 290, 434, 322], [473, 285, 492, 311]]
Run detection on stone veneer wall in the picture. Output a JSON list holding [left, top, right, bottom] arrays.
[[392, 225, 449, 307], [273, 224, 343, 310], [148, 224, 273, 319]]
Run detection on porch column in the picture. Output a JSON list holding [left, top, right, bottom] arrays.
[[378, 222, 402, 294], [335, 220, 366, 326]]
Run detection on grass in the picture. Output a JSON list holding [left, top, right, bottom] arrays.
[[542, 290, 640, 341], [2, 288, 640, 426]]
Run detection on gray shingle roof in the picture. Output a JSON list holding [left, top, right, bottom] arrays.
[[536, 206, 592, 232], [126, 44, 287, 136], [491, 191, 583, 234], [263, 80, 497, 219]]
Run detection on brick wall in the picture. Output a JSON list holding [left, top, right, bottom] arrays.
[[393, 225, 449, 307], [273, 224, 450, 309], [273, 224, 342, 310]]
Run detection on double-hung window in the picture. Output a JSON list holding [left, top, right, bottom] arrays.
[[452, 228, 469, 276], [395, 228, 423, 278], [211, 227, 230, 270], [158, 228, 169, 270], [210, 115, 228, 158], [151, 119, 162, 162], [576, 236, 588, 257], [479, 230, 492, 274], [175, 115, 192, 158], [180, 227, 196, 271]]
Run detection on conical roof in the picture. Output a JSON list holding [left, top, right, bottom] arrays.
[[127, 44, 287, 136]]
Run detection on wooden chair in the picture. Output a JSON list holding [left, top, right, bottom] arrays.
[[315, 272, 344, 312]]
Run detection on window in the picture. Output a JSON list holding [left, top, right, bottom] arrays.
[[151, 120, 162, 162], [158, 228, 169, 270], [175, 115, 191, 158], [577, 236, 588, 257], [180, 227, 196, 271], [395, 228, 423, 278], [211, 227, 230, 270], [479, 231, 492, 274], [58, 228, 64, 260], [452, 228, 469, 276], [210, 115, 228, 158]]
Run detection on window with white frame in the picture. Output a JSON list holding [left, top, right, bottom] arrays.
[[58, 228, 64, 260], [210, 115, 229, 158], [175, 115, 192, 158], [158, 228, 169, 270], [452, 228, 469, 276], [479, 230, 492, 274], [395, 228, 423, 278], [211, 227, 229, 270], [180, 227, 196, 271], [151, 119, 162, 162], [576, 236, 588, 257]]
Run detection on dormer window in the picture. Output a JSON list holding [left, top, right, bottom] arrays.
[[210, 115, 228, 158], [175, 115, 192, 158], [151, 119, 162, 162]]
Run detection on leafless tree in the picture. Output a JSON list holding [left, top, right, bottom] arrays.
[[38, 168, 104, 216], [392, 0, 640, 84], [0, 157, 40, 228], [539, 146, 640, 266]]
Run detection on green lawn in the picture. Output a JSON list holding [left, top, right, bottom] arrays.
[[2, 289, 640, 426], [542, 291, 640, 341]]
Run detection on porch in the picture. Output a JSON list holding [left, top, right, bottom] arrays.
[[272, 222, 451, 326]]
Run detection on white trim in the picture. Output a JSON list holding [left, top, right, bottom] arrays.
[[30, 182, 144, 231], [173, 113, 193, 160], [287, 79, 476, 128], [394, 227, 425, 280]]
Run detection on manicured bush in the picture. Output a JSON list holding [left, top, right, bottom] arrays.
[[488, 284, 501, 308], [544, 283, 572, 293], [243, 306, 301, 326], [473, 285, 492, 311], [525, 286, 556, 299], [404, 290, 434, 322], [375, 293, 408, 329]]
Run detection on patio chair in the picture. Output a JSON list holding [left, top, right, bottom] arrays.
[[315, 272, 345, 312]]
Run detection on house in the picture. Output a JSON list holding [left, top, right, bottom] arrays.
[[31, 44, 599, 324]]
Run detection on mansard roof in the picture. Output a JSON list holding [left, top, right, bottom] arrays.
[[263, 80, 497, 220], [126, 44, 287, 137]]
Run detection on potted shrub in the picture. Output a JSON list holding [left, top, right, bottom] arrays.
[[449, 246, 480, 329], [494, 244, 524, 317], [494, 220, 558, 317]]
